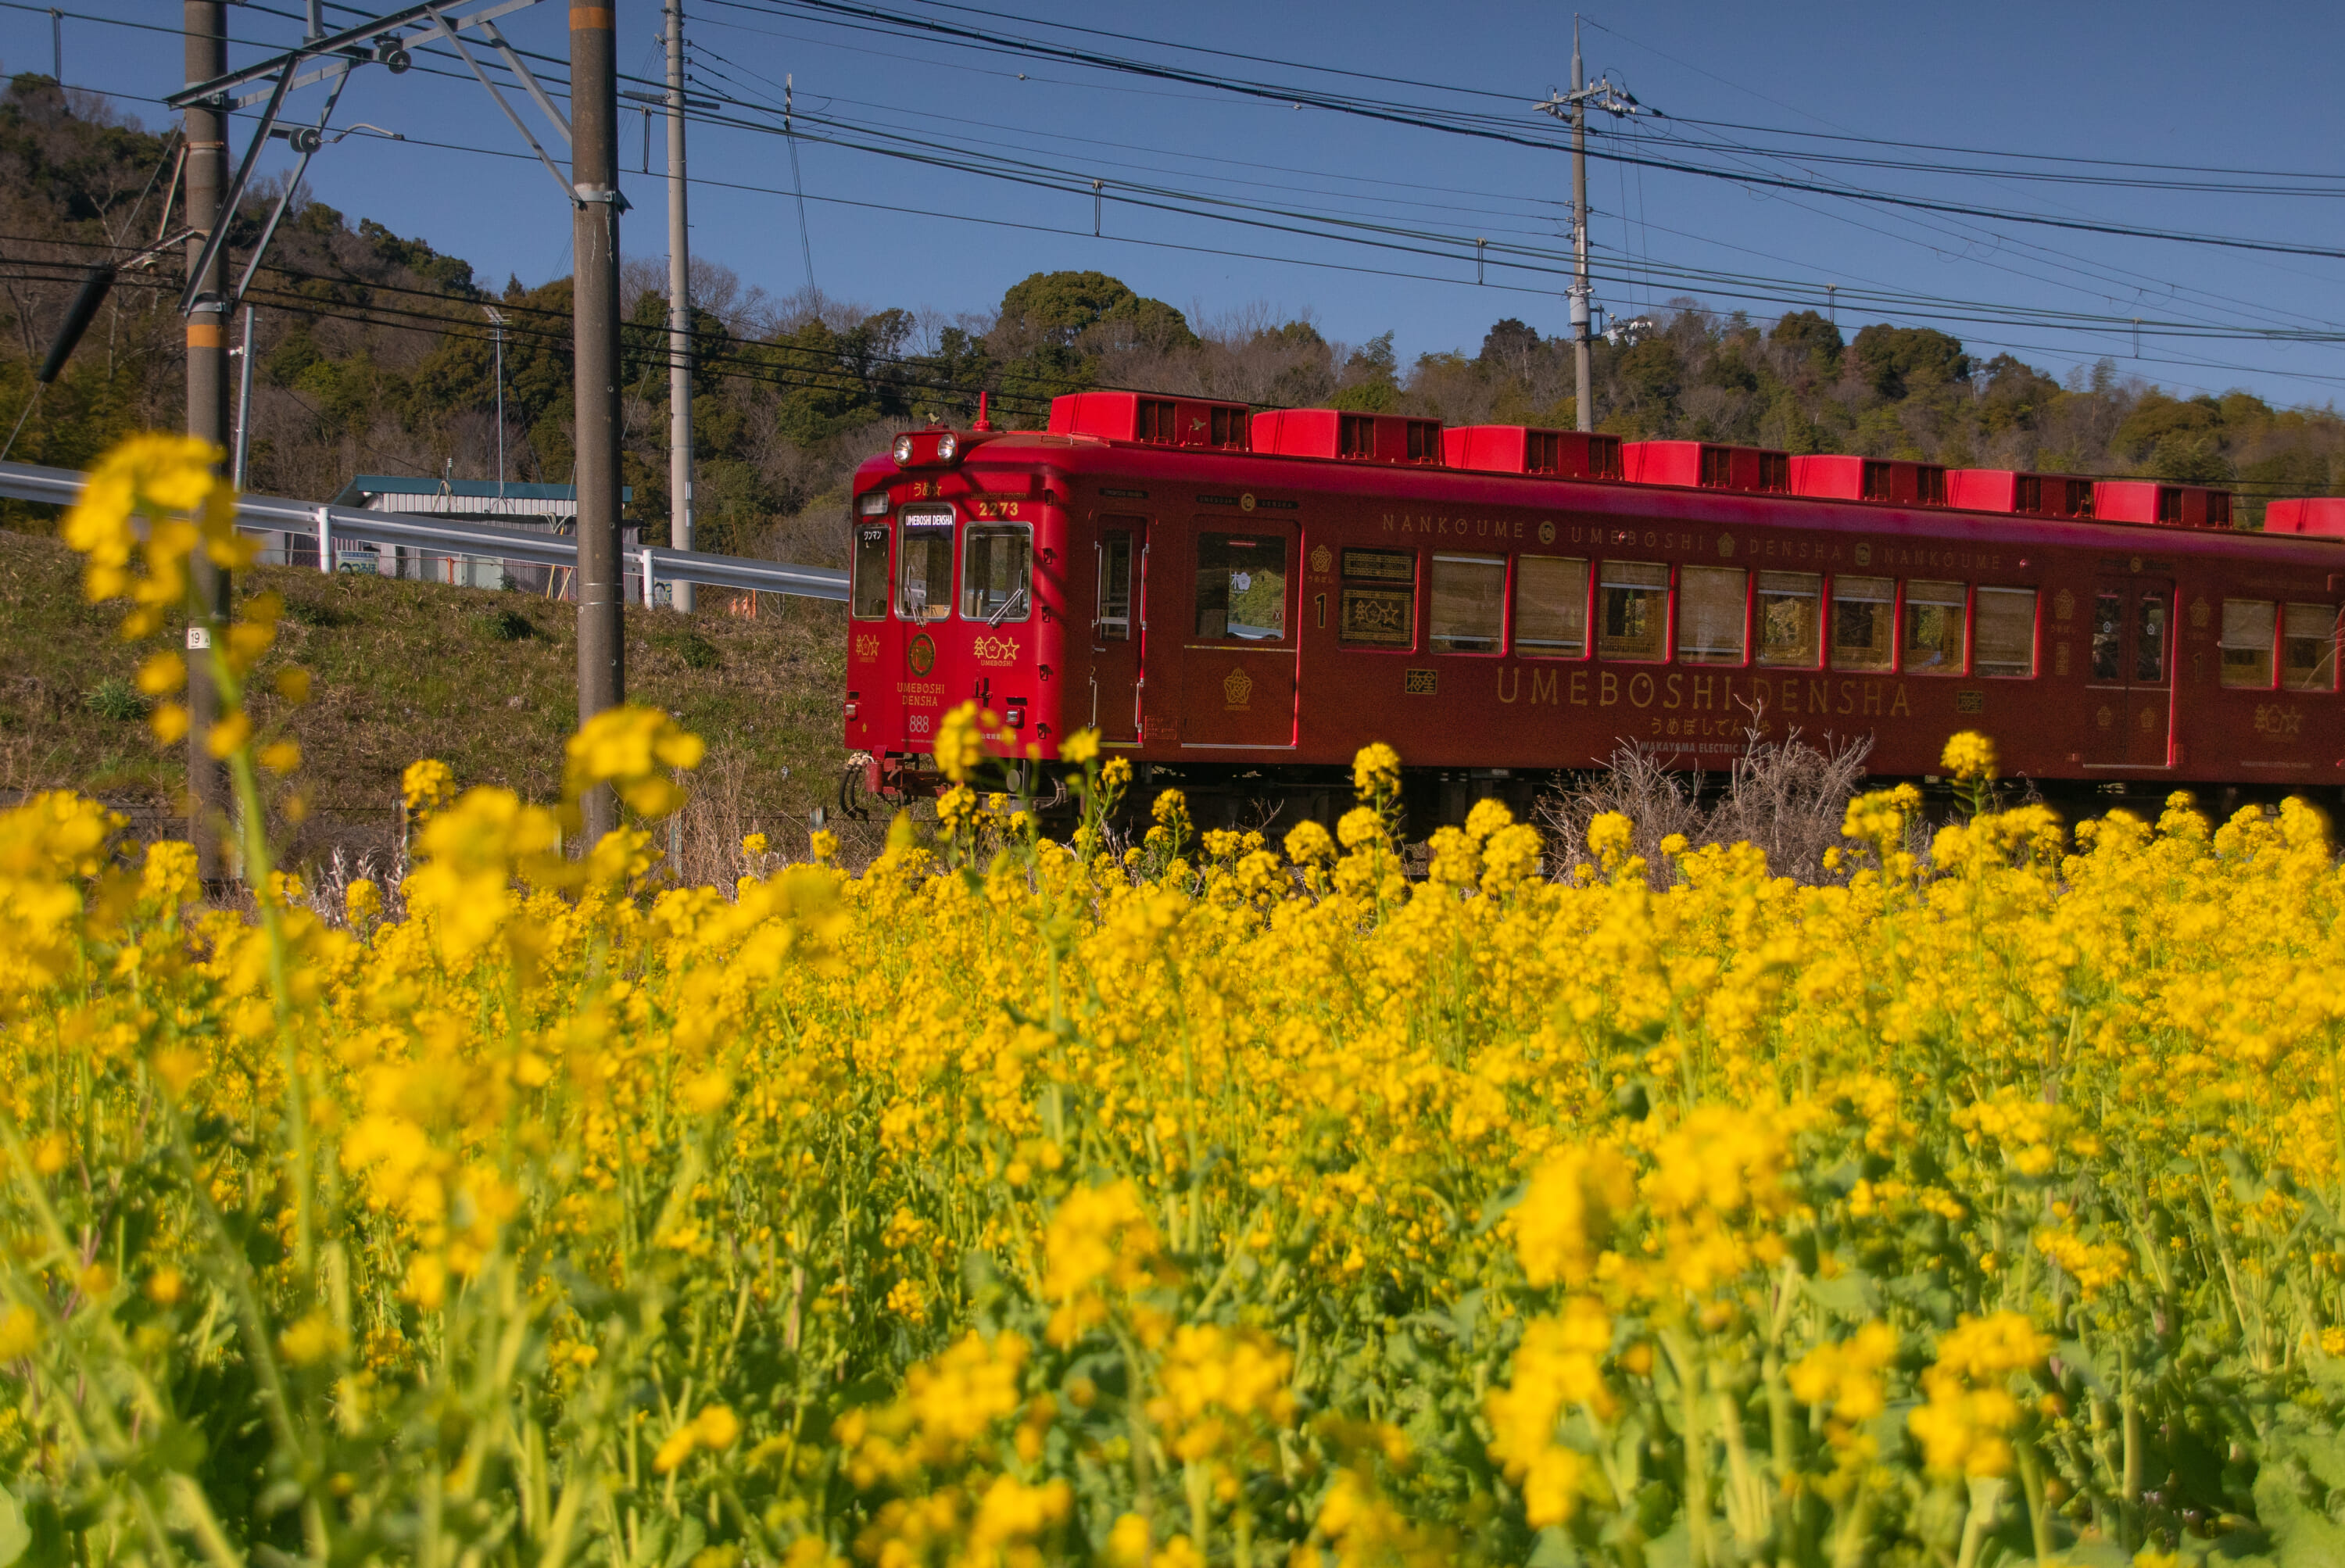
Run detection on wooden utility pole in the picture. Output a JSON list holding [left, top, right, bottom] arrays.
[[184, 1, 231, 879], [572, 0, 626, 843]]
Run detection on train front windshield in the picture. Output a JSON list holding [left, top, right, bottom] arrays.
[[897, 508, 954, 622], [961, 524, 1032, 622]]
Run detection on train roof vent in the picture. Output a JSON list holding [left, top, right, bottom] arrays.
[[1442, 425, 1623, 480], [1250, 409, 1445, 466], [1946, 469, 2096, 519], [1788, 454, 1948, 507], [1620, 439, 1789, 493], [2093, 479, 2235, 530], [2261, 499, 2345, 537], [1047, 391, 1252, 450]]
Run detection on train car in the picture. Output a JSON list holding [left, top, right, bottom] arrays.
[[841, 391, 2345, 827]]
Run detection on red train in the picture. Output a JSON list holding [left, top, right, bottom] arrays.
[[841, 391, 2345, 825]]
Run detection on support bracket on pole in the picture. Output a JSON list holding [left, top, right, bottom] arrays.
[[178, 63, 295, 317], [170, 0, 556, 319], [169, 0, 542, 109], [233, 61, 353, 310], [477, 17, 569, 145], [424, 3, 575, 202]]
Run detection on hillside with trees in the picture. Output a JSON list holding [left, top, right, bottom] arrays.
[[4, 72, 2343, 566]]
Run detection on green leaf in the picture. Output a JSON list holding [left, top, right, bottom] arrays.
[[2254, 1454, 2345, 1567], [0, 1487, 26, 1568], [1640, 1516, 1693, 1568], [1802, 1272, 1879, 1319], [2055, 1337, 2110, 1396], [1527, 1526, 1581, 1567], [1476, 1183, 1527, 1234]]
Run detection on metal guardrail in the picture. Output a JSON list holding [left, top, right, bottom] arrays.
[[0, 458, 850, 603]]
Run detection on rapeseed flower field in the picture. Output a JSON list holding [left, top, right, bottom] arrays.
[[2, 435, 2343, 1566]]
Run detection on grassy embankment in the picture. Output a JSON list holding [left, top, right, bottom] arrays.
[[0, 527, 854, 873]]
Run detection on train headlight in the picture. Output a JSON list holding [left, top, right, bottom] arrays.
[[936, 431, 960, 462], [892, 435, 915, 465]]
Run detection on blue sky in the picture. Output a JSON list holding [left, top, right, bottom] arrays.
[[13, 1, 2345, 406]]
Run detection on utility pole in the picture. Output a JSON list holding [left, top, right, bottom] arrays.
[[1569, 23, 1589, 431], [665, 0, 693, 613], [1535, 19, 1650, 435], [184, 1, 230, 881], [574, 0, 626, 844], [483, 306, 507, 499]]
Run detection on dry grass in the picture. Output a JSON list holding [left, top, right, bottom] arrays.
[[1, 527, 854, 873], [1538, 723, 1876, 885]]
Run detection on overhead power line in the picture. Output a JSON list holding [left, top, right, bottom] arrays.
[[13, 2, 2345, 406], [724, 0, 2345, 262]]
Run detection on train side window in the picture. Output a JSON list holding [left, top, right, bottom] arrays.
[[1597, 560, 1670, 661], [1830, 575, 1896, 671], [961, 524, 1032, 622], [1973, 588, 2037, 677], [2219, 599, 2276, 688], [1513, 556, 1588, 657], [1195, 532, 1289, 642], [1095, 532, 1134, 641], [1676, 565, 1747, 664], [2136, 589, 2169, 682], [897, 507, 954, 622], [1902, 579, 1967, 675], [1430, 553, 1506, 653], [2090, 590, 2123, 680], [1337, 547, 1415, 648], [1756, 571, 1821, 667], [2283, 603, 2339, 691], [850, 524, 891, 620]]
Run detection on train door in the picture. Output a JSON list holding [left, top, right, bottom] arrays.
[[2086, 576, 2174, 766], [1091, 517, 1146, 744], [1181, 519, 1300, 749]]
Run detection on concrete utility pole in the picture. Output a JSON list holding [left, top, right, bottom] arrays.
[[573, 0, 625, 841], [1535, 19, 1650, 436], [1569, 22, 1590, 431], [484, 306, 507, 497], [184, 1, 230, 880], [665, 0, 693, 613]]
